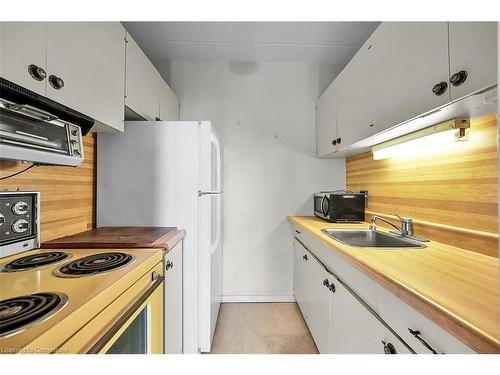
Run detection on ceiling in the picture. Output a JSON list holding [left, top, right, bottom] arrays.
[[123, 22, 379, 64]]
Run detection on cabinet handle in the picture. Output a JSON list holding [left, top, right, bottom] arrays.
[[381, 340, 397, 354], [302, 254, 308, 261], [337, 138, 341, 144], [432, 81, 448, 96], [450, 70, 468, 87], [49, 75, 64, 90], [332, 139, 337, 146], [28, 64, 47, 81], [165, 260, 174, 271], [323, 278, 329, 287], [408, 328, 439, 354], [295, 230, 301, 234]]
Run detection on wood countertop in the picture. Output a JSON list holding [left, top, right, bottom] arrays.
[[43, 227, 185, 253], [288, 215, 500, 353]]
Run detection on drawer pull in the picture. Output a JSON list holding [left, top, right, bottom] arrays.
[[408, 328, 439, 354], [302, 254, 308, 261], [295, 230, 301, 234]]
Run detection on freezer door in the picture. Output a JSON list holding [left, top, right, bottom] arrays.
[[198, 123, 223, 352]]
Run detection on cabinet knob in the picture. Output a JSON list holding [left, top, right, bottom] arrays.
[[450, 70, 468, 87], [432, 81, 448, 96], [332, 139, 337, 146], [323, 279, 329, 287], [337, 138, 341, 144], [381, 340, 397, 354], [328, 283, 336, 293], [28, 64, 47, 81], [302, 254, 308, 261], [166, 260, 174, 271], [49, 75, 64, 90]]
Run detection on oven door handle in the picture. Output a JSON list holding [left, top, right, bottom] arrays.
[[86, 273, 165, 354]]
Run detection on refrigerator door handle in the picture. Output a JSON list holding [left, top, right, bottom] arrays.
[[198, 190, 223, 196]]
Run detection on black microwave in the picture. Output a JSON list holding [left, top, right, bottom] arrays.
[[314, 191, 365, 222]]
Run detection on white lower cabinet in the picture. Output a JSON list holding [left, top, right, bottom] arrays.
[[294, 238, 406, 354], [164, 241, 183, 353], [293, 231, 477, 354]]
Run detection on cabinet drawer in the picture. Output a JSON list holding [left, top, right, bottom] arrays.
[[376, 285, 475, 354]]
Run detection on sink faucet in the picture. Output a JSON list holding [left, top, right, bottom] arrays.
[[369, 214, 414, 237]]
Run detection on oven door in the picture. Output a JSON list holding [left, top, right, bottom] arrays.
[[83, 263, 165, 354]]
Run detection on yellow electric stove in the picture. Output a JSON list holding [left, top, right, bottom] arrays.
[[0, 248, 164, 354]]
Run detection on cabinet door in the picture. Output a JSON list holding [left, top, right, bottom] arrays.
[[293, 239, 330, 353], [125, 33, 161, 121], [0, 22, 47, 95], [329, 278, 387, 353], [46, 22, 125, 132], [293, 239, 309, 319], [164, 241, 183, 353], [304, 255, 332, 353], [448, 22, 498, 101], [337, 22, 450, 149], [316, 82, 338, 157], [159, 78, 180, 121]]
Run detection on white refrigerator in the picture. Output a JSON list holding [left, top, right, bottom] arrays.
[[97, 121, 223, 354]]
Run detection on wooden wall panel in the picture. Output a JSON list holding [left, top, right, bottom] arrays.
[[346, 114, 498, 258], [0, 134, 96, 243]]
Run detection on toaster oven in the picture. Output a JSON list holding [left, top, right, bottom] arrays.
[[314, 191, 365, 223]]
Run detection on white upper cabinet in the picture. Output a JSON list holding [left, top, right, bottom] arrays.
[[317, 21, 497, 157], [336, 22, 450, 150], [46, 23, 126, 132], [125, 33, 162, 121], [316, 81, 338, 157], [0, 22, 47, 95], [159, 78, 180, 121], [448, 22, 498, 101]]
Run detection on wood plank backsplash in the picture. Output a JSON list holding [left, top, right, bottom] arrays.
[[346, 113, 498, 258], [0, 134, 96, 243]]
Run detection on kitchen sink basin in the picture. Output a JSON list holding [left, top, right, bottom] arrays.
[[321, 229, 426, 249]]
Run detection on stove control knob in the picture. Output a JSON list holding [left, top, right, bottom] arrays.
[[12, 201, 29, 215], [12, 219, 29, 233], [0, 213, 4, 226]]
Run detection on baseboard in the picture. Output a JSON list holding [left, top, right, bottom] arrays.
[[221, 295, 295, 303]]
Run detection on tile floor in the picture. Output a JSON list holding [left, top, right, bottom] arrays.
[[210, 302, 318, 354]]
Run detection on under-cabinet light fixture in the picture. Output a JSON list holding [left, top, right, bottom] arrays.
[[371, 118, 470, 161]]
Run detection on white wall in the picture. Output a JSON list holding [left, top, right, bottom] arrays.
[[158, 59, 345, 301]]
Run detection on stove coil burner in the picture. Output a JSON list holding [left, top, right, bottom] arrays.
[[0, 252, 70, 272], [55, 252, 134, 277], [0, 292, 68, 338]]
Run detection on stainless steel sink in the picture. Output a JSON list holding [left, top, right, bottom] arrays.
[[321, 229, 426, 249]]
